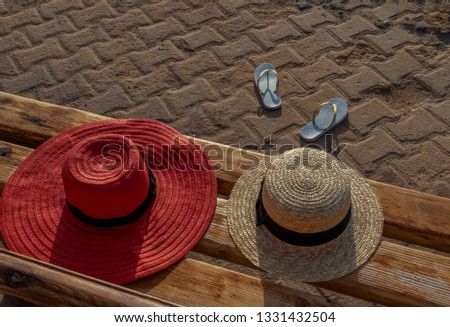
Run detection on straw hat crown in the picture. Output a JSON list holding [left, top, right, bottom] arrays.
[[261, 150, 352, 234]]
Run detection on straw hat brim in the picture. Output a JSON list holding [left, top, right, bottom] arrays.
[[228, 150, 384, 282], [1, 119, 217, 285]]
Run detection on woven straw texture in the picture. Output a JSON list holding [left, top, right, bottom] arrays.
[[228, 148, 384, 282]]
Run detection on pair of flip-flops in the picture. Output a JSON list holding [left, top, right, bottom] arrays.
[[254, 63, 348, 142]]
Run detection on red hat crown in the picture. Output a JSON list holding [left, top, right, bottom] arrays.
[[62, 134, 150, 219]]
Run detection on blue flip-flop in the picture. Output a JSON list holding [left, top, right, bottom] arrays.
[[299, 98, 348, 141], [254, 63, 282, 110]]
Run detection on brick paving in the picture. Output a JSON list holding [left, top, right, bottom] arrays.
[[0, 0, 449, 200]]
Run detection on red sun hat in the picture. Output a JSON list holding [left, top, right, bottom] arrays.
[[1, 119, 217, 285]]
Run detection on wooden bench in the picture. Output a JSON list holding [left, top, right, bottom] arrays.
[[0, 92, 449, 307]]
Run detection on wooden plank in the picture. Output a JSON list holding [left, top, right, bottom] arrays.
[[0, 242, 336, 307], [0, 249, 174, 307], [315, 242, 450, 307], [0, 93, 108, 147], [369, 180, 450, 253], [1, 92, 449, 252], [208, 200, 450, 306], [0, 141, 31, 191], [127, 255, 332, 307], [1, 93, 450, 306], [1, 195, 450, 306]]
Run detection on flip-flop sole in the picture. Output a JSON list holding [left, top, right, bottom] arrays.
[[254, 63, 282, 110], [299, 98, 348, 142]]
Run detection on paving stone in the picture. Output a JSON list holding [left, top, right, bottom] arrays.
[[40, 75, 94, 104], [427, 100, 450, 126], [202, 90, 259, 125], [83, 85, 132, 115], [101, 9, 151, 37], [48, 47, 101, 82], [365, 26, 418, 54], [278, 72, 307, 97], [68, 1, 116, 28], [346, 129, 405, 172], [292, 56, 345, 89], [26, 16, 76, 43], [249, 44, 305, 69], [172, 107, 221, 139], [415, 60, 450, 96], [422, 175, 450, 198], [289, 84, 346, 120], [83, 57, 141, 93], [386, 108, 447, 142], [138, 17, 185, 46], [0, 0, 7, 14], [178, 4, 224, 26], [93, 33, 145, 61], [129, 41, 184, 74], [343, 0, 372, 10], [111, 97, 175, 123], [214, 11, 261, 38], [433, 134, 450, 153], [205, 60, 254, 97], [217, 0, 249, 13], [214, 121, 261, 149], [12, 38, 66, 71], [0, 54, 17, 76], [60, 26, 110, 52], [250, 20, 299, 49], [173, 26, 224, 51], [122, 67, 177, 103], [394, 143, 449, 180], [170, 51, 223, 83], [213, 35, 262, 66], [141, 1, 189, 22], [164, 78, 220, 117], [0, 31, 30, 53], [369, 3, 417, 21], [289, 7, 337, 32], [39, 0, 85, 19], [0, 8, 42, 34], [369, 165, 410, 190], [372, 50, 423, 84], [1, 66, 52, 93], [290, 29, 341, 59], [348, 99, 398, 136], [245, 102, 306, 139], [334, 66, 389, 100], [328, 15, 377, 44], [0, 0, 446, 201]]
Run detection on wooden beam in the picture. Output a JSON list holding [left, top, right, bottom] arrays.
[[0, 243, 337, 307], [1, 180, 450, 306], [1, 93, 450, 306], [0, 93, 108, 147], [1, 92, 449, 252], [0, 141, 31, 191], [208, 200, 450, 306], [0, 249, 174, 307]]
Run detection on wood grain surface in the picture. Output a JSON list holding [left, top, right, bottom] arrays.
[[1, 92, 449, 252], [1, 92, 449, 306]]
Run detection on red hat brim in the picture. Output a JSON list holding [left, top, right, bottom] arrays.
[[1, 119, 217, 285]]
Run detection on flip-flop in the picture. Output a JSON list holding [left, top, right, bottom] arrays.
[[254, 63, 282, 110], [299, 98, 348, 141]]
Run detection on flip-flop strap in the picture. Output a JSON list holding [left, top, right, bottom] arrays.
[[256, 68, 279, 94], [312, 102, 338, 130]]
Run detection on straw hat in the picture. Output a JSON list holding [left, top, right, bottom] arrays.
[[1, 119, 217, 285], [228, 148, 383, 282]]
